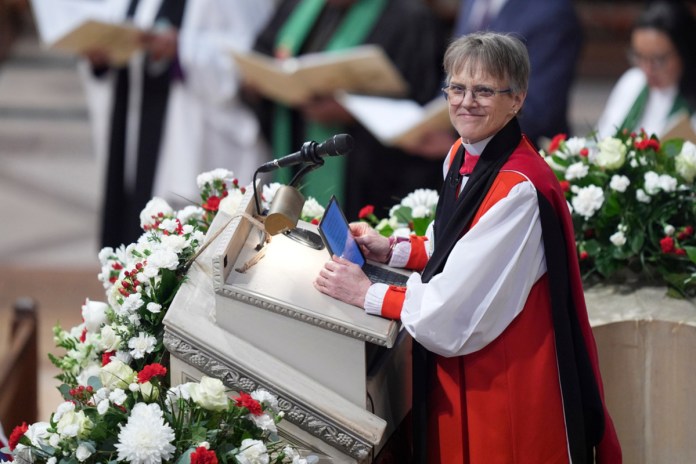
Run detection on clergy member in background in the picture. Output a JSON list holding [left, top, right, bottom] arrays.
[[453, 0, 583, 147], [315, 32, 622, 463], [596, 0, 696, 139], [247, 0, 446, 220], [80, 0, 274, 248]]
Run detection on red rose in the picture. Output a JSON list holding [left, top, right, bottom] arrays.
[[9, 422, 28, 450], [235, 391, 263, 416], [559, 180, 570, 192], [548, 133, 567, 153], [138, 363, 168, 383], [358, 205, 375, 219], [191, 447, 218, 464], [660, 236, 675, 254], [203, 196, 221, 212]]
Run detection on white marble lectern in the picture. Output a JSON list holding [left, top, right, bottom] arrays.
[[163, 191, 411, 463]]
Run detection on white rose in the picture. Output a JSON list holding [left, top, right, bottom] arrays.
[[595, 137, 627, 170], [99, 325, 122, 352], [56, 410, 92, 439], [571, 185, 605, 219], [140, 381, 159, 402], [100, 358, 136, 390], [189, 376, 229, 412], [81, 299, 109, 333], [609, 175, 630, 193], [76, 443, 94, 462], [609, 231, 627, 247], [676, 140, 696, 183]]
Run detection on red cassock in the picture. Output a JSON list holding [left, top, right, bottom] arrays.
[[382, 135, 622, 463]]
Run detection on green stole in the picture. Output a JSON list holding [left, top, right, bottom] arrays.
[[272, 0, 387, 205], [619, 84, 692, 135]]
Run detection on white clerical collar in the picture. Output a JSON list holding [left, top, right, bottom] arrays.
[[462, 135, 494, 157]]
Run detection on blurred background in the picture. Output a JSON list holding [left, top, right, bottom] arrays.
[[0, 0, 649, 423]]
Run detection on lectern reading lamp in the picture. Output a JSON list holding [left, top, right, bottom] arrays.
[[252, 134, 354, 248]]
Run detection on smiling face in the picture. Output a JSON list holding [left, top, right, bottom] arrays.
[[446, 67, 526, 144]]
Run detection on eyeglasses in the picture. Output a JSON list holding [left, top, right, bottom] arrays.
[[442, 84, 512, 104], [627, 49, 675, 70]]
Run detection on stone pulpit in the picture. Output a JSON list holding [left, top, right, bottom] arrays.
[[163, 191, 411, 463]]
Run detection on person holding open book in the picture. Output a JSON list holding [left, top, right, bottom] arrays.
[[80, 0, 273, 248], [314, 32, 622, 463], [247, 0, 447, 220]]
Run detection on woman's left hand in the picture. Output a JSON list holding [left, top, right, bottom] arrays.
[[314, 255, 372, 308]]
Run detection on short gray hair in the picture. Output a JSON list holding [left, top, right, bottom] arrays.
[[443, 32, 530, 94]]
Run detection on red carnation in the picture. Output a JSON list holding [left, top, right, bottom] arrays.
[[358, 205, 375, 219], [138, 363, 168, 383], [235, 391, 263, 416], [102, 351, 115, 366], [660, 236, 675, 254], [9, 422, 28, 451], [202, 196, 221, 212], [548, 133, 567, 153], [191, 447, 218, 464]]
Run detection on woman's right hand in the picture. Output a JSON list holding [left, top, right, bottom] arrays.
[[350, 222, 392, 263]]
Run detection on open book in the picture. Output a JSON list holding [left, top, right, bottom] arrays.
[[336, 92, 451, 148], [232, 45, 409, 106], [29, 0, 141, 65]]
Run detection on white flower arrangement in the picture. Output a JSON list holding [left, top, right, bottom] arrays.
[[2, 170, 313, 464]]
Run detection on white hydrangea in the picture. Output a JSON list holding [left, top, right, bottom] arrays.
[[609, 175, 630, 193], [571, 185, 605, 219]]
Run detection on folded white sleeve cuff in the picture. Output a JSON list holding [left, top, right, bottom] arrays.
[[364, 283, 390, 315]]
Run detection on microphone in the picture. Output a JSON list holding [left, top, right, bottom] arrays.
[[257, 134, 354, 173]]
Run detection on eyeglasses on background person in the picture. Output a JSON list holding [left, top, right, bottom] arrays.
[[442, 84, 512, 104]]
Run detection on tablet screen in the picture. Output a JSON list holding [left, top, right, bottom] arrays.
[[318, 196, 365, 267]]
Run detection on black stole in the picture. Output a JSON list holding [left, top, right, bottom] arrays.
[[411, 118, 523, 463], [101, 0, 187, 248]]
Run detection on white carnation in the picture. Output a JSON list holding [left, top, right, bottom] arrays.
[[176, 205, 205, 223], [251, 389, 279, 411], [643, 171, 661, 194], [609, 175, 630, 192], [664, 224, 675, 236], [261, 183, 283, 210], [565, 162, 589, 180], [571, 185, 605, 219], [81, 299, 109, 333], [235, 438, 269, 464], [139, 197, 173, 229], [636, 189, 651, 204], [196, 168, 234, 188], [302, 197, 325, 219], [128, 332, 157, 359]]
